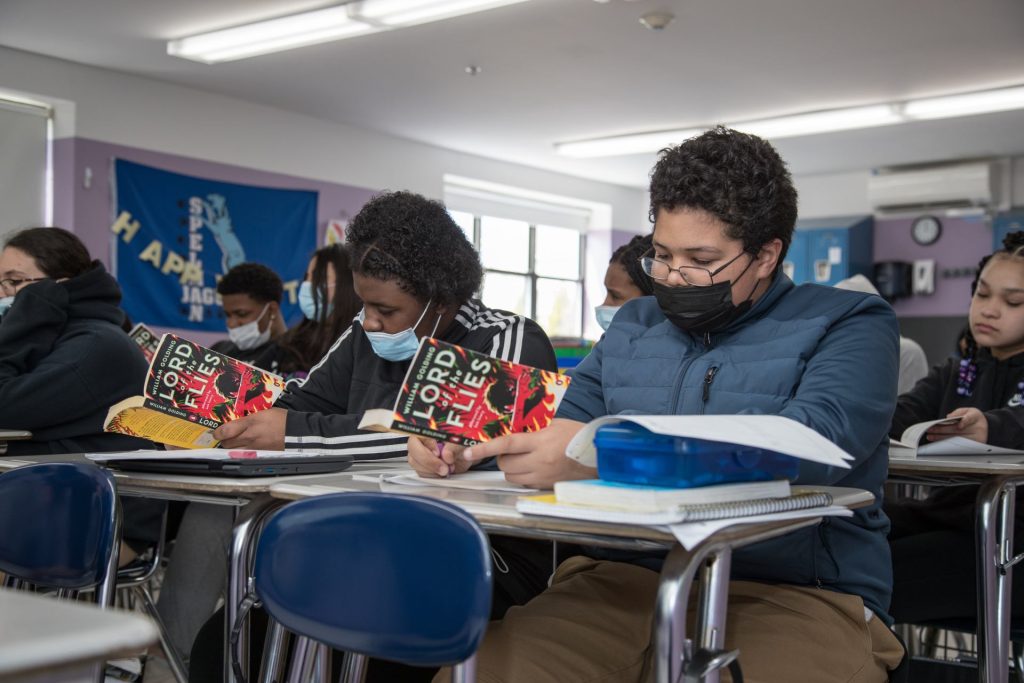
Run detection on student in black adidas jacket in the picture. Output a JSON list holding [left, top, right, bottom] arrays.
[[190, 192, 557, 683], [214, 191, 557, 457]]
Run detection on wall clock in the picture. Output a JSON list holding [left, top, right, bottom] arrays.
[[911, 215, 942, 246]]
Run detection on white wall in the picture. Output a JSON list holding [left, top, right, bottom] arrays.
[[793, 171, 872, 219], [0, 46, 648, 229], [794, 158, 1024, 220]]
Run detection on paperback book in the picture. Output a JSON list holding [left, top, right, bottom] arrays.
[[889, 416, 1024, 457], [104, 334, 287, 449], [128, 322, 160, 363], [359, 337, 570, 447], [516, 489, 835, 526], [553, 478, 791, 513]]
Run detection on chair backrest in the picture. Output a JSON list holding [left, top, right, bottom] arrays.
[[254, 492, 493, 667], [0, 462, 119, 590]]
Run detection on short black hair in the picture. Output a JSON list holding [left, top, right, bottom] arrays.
[[346, 191, 482, 306], [5, 227, 92, 279], [216, 262, 283, 303], [610, 233, 654, 295], [649, 126, 798, 265]]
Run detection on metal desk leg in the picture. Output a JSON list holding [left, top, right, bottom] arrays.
[[694, 549, 732, 683], [654, 544, 736, 683], [224, 496, 287, 683], [976, 477, 1017, 683]]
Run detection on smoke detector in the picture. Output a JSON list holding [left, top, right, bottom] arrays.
[[639, 11, 674, 30]]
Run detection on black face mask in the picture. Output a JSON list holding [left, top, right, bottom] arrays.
[[653, 257, 758, 336]]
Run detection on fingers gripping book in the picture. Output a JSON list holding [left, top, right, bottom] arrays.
[[104, 334, 286, 449], [359, 337, 570, 447]]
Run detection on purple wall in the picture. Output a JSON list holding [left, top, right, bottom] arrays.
[[51, 137, 378, 345], [611, 228, 648, 251], [872, 215, 991, 317]]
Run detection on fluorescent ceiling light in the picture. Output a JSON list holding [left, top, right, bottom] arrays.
[[903, 85, 1024, 120], [556, 129, 703, 158], [556, 84, 1024, 158], [734, 105, 901, 140], [168, 0, 530, 64]]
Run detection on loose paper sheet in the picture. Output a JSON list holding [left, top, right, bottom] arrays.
[[566, 415, 854, 469]]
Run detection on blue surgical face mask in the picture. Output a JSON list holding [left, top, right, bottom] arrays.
[[298, 281, 333, 321], [359, 300, 438, 362], [594, 305, 620, 331], [0, 296, 14, 317]]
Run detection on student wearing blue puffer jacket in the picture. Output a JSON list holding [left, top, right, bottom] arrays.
[[443, 127, 905, 683]]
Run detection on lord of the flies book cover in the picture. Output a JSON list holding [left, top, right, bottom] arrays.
[[390, 338, 570, 446]]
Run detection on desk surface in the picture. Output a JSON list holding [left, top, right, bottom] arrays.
[[889, 454, 1024, 477], [0, 589, 157, 680], [0, 453, 405, 498], [270, 474, 873, 549]]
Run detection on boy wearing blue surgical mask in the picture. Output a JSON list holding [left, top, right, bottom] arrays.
[[211, 263, 288, 371], [213, 192, 556, 459], [595, 233, 653, 331], [193, 191, 559, 682]]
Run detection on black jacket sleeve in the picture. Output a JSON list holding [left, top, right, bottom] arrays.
[[279, 326, 410, 457], [985, 407, 1024, 449], [0, 281, 118, 429], [890, 359, 951, 439], [0, 280, 67, 375]]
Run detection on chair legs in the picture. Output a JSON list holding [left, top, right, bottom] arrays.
[[338, 651, 367, 683], [1014, 641, 1024, 683], [451, 654, 477, 683], [130, 584, 189, 683]]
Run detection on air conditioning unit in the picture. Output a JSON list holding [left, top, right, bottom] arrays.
[[867, 161, 998, 212]]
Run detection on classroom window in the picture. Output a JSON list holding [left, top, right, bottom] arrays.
[[0, 98, 51, 239], [451, 212, 585, 338]]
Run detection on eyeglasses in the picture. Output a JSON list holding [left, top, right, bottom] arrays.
[[0, 277, 47, 296], [639, 250, 750, 287]]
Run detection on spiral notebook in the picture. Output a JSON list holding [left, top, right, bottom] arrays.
[[515, 490, 834, 525]]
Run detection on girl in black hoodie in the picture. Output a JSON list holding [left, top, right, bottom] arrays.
[[886, 230, 1024, 623], [0, 226, 163, 555]]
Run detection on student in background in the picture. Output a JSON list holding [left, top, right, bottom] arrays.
[[189, 191, 558, 682], [275, 243, 361, 381], [212, 262, 289, 370], [0, 226, 164, 562], [595, 233, 653, 331], [835, 273, 929, 394], [150, 247, 360, 674], [452, 128, 903, 682], [887, 232, 1024, 624]]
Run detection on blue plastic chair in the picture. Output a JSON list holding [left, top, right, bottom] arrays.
[[246, 492, 493, 683], [0, 462, 122, 683]]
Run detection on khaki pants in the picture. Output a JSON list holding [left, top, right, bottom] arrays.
[[439, 556, 904, 683]]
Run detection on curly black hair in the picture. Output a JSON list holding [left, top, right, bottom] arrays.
[[346, 190, 482, 306], [610, 233, 654, 295], [960, 230, 1024, 361], [648, 126, 798, 266], [216, 262, 283, 303]]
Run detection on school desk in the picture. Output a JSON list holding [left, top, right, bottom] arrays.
[[0, 587, 157, 682], [270, 474, 873, 683], [889, 453, 1024, 683]]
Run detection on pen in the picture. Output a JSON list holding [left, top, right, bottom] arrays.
[[437, 440, 455, 476]]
